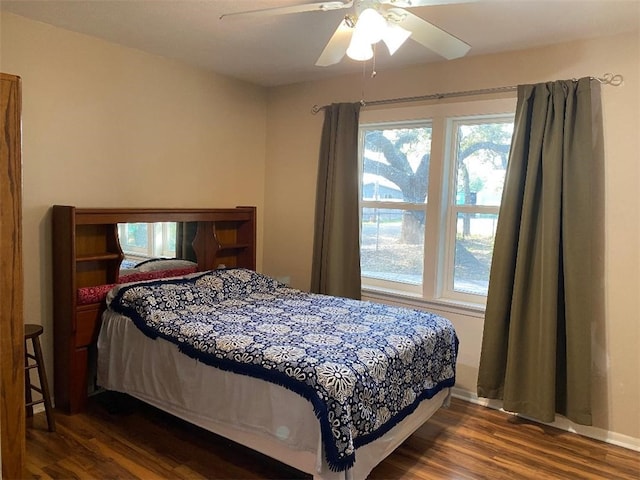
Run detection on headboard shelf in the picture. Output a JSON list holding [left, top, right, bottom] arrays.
[[220, 243, 251, 250], [51, 205, 257, 414], [76, 253, 123, 262]]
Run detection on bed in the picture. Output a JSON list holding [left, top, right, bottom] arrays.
[[96, 268, 457, 479], [51, 206, 458, 479]]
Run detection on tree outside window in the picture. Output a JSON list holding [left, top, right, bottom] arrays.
[[361, 125, 431, 286], [450, 120, 513, 296]]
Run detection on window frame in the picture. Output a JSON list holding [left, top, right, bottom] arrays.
[[440, 115, 514, 304], [359, 96, 517, 311], [118, 223, 153, 257], [359, 119, 432, 294], [118, 222, 177, 259]]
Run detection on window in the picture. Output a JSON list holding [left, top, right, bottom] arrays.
[[360, 123, 430, 295], [359, 98, 515, 308], [118, 222, 177, 259]]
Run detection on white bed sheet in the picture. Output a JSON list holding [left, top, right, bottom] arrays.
[[97, 310, 450, 480]]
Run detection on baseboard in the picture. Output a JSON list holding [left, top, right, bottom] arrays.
[[451, 387, 640, 452]]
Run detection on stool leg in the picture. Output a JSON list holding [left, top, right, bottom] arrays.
[[24, 347, 33, 418], [32, 335, 56, 432]]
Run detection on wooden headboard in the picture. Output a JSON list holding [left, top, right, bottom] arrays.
[[51, 205, 257, 413]]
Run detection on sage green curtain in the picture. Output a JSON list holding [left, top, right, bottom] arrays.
[[477, 78, 603, 426], [311, 103, 362, 299]]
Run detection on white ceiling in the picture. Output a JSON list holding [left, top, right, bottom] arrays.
[[2, 0, 639, 87]]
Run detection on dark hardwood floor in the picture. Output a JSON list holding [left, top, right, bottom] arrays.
[[26, 394, 639, 479]]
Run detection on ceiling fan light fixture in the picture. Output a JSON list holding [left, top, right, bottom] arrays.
[[346, 30, 374, 61], [382, 22, 411, 55], [353, 8, 387, 44], [320, 1, 352, 11]]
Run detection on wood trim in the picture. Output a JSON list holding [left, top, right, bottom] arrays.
[[0, 73, 25, 478], [72, 207, 255, 225]]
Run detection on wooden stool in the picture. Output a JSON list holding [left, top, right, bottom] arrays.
[[25, 324, 56, 432]]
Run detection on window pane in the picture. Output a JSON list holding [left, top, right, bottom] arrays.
[[361, 208, 424, 285], [455, 122, 512, 206], [454, 213, 499, 295], [152, 222, 177, 257], [165, 223, 177, 253], [123, 223, 148, 250], [362, 126, 431, 203]]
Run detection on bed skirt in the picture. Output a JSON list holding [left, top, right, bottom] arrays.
[[97, 311, 450, 479]]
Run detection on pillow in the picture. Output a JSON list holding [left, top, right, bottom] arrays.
[[194, 268, 283, 300], [134, 258, 197, 272], [76, 266, 199, 306], [107, 268, 284, 310], [77, 283, 117, 305], [119, 266, 198, 284], [120, 258, 138, 270]]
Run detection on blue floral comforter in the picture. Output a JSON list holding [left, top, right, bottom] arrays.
[[108, 268, 458, 472]]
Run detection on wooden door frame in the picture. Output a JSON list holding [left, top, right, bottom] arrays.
[[1, 72, 25, 479]]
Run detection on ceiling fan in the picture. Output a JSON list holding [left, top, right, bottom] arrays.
[[220, 0, 473, 67]]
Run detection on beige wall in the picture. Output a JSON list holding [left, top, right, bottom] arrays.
[[264, 31, 640, 443], [2, 9, 638, 449], [1, 12, 268, 402]]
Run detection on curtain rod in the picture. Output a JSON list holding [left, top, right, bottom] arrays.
[[310, 73, 623, 115]]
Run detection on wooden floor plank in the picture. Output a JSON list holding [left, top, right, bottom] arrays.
[[26, 395, 639, 479]]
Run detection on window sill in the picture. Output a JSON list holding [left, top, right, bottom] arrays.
[[361, 287, 486, 319]]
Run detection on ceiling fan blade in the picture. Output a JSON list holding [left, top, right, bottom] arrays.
[[388, 7, 470, 59], [220, 1, 352, 20], [380, 0, 478, 6], [315, 18, 354, 67]]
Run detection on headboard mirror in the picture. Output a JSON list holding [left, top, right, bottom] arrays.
[[117, 221, 198, 269]]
